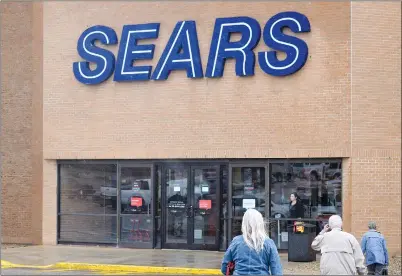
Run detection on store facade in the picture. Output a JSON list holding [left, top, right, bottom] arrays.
[[1, 1, 401, 255]]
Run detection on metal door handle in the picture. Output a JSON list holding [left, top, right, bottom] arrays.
[[186, 205, 193, 218]]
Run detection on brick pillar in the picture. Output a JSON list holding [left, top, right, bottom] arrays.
[[351, 2, 401, 256]]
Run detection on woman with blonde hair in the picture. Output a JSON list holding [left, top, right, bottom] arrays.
[[221, 208, 283, 275]]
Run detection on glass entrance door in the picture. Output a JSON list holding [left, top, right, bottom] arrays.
[[191, 166, 220, 249], [162, 165, 221, 250], [228, 165, 268, 242], [118, 165, 154, 248], [164, 166, 189, 246]]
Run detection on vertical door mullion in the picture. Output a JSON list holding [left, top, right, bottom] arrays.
[[265, 163, 270, 220], [160, 165, 166, 248], [152, 164, 156, 248], [228, 164, 233, 244], [188, 165, 193, 247], [215, 165, 221, 250], [57, 164, 61, 243], [116, 162, 121, 246], [265, 163, 270, 244], [152, 164, 160, 249], [222, 164, 228, 250], [150, 165, 155, 248]]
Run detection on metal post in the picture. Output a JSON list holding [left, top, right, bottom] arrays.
[[116, 162, 121, 247]]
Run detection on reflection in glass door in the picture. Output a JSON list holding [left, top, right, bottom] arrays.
[[119, 165, 153, 248], [192, 167, 220, 248], [165, 167, 189, 245], [162, 165, 221, 250], [229, 166, 267, 242]]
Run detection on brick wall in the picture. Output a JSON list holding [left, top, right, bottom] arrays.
[[351, 2, 401, 256], [341, 158, 352, 232], [42, 1, 351, 159], [0, 2, 43, 244], [42, 160, 57, 245]]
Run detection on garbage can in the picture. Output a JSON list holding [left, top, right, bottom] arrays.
[[288, 222, 316, 262]]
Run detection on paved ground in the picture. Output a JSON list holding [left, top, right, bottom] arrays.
[[2, 268, 98, 275], [2, 269, 187, 275], [1, 244, 400, 275], [1, 244, 320, 274], [1, 245, 223, 268]]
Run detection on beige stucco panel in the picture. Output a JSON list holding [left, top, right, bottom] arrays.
[[43, 1, 351, 159]]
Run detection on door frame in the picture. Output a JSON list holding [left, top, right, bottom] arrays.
[[160, 164, 190, 250], [161, 163, 222, 251]]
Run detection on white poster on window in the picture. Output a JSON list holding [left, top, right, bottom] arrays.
[[201, 186, 209, 193], [174, 186, 181, 192], [194, 229, 203, 239], [242, 199, 256, 209], [281, 232, 288, 242]]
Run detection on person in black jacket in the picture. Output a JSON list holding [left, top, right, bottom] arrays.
[[287, 192, 305, 232], [289, 192, 304, 219]]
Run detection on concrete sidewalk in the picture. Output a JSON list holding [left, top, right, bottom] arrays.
[[2, 245, 223, 267], [0, 245, 321, 275]]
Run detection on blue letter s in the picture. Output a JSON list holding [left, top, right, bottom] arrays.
[[258, 12, 310, 76], [73, 25, 117, 85]]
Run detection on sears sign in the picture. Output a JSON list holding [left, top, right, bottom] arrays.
[[73, 12, 311, 85]]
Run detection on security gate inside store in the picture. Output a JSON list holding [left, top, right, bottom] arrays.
[[161, 165, 221, 250]]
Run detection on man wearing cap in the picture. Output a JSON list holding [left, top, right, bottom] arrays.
[[361, 221, 389, 275], [311, 215, 366, 275]]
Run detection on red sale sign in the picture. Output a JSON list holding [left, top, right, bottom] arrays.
[[131, 197, 143, 207], [199, 199, 212, 210]]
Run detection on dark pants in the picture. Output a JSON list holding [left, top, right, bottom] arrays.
[[367, 264, 385, 275]]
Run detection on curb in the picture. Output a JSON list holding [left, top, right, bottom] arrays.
[[1, 260, 222, 275]]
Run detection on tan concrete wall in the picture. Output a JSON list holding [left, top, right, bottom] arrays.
[[1, 2, 43, 244], [42, 1, 351, 159], [351, 2, 401, 256]]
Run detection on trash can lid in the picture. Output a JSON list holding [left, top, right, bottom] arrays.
[[303, 223, 316, 228]]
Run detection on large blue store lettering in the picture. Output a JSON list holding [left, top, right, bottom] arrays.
[[151, 21, 203, 80], [73, 25, 117, 85], [73, 12, 311, 84], [205, 17, 261, 78], [258, 11, 311, 76], [114, 23, 160, 81]]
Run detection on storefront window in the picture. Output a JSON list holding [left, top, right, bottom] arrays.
[[231, 167, 266, 239], [269, 161, 342, 249], [58, 163, 117, 243]]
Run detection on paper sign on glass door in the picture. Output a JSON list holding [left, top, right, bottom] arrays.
[[242, 199, 256, 209], [199, 199, 212, 209], [131, 197, 143, 207], [194, 229, 203, 239], [281, 232, 289, 242], [173, 186, 180, 192]]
